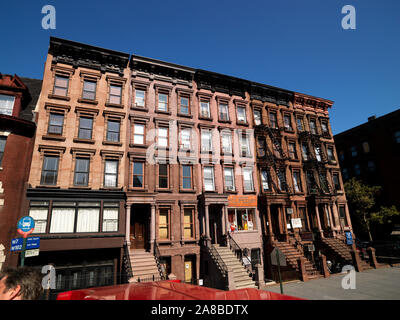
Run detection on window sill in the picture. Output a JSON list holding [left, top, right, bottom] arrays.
[[37, 185, 60, 189], [100, 187, 123, 191], [42, 134, 66, 142], [198, 116, 212, 121], [130, 105, 148, 112], [128, 188, 148, 192], [177, 113, 193, 119], [179, 189, 196, 193], [243, 191, 257, 195], [156, 188, 173, 193], [73, 138, 95, 144], [69, 186, 91, 190], [103, 141, 122, 146], [236, 121, 249, 126], [78, 98, 98, 105], [129, 143, 149, 148], [225, 190, 238, 194], [155, 110, 171, 116], [105, 103, 124, 109], [48, 94, 70, 101], [155, 146, 171, 151], [218, 119, 231, 124]]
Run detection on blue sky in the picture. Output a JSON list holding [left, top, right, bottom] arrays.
[[1, 0, 399, 134]]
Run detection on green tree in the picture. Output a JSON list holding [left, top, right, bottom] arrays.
[[344, 178, 400, 241]]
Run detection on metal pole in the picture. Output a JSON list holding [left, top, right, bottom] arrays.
[[20, 237, 27, 267], [276, 250, 283, 294]]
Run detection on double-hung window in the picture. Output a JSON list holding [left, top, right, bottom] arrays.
[[135, 89, 145, 107], [284, 114, 292, 131], [158, 93, 168, 112], [221, 131, 232, 154], [133, 123, 145, 145], [157, 127, 169, 148], [183, 208, 194, 239], [293, 171, 302, 192], [180, 128, 191, 150], [253, 109, 262, 126], [109, 84, 122, 105], [243, 167, 254, 192], [203, 166, 215, 191], [219, 103, 229, 121], [106, 120, 120, 142], [104, 160, 118, 188], [132, 162, 144, 188], [261, 170, 270, 191], [237, 106, 246, 123], [53, 75, 69, 97], [0, 136, 7, 167], [224, 167, 235, 191], [180, 96, 190, 115], [40, 155, 59, 185], [200, 100, 210, 118], [182, 165, 193, 190], [74, 158, 90, 187], [78, 117, 93, 140], [201, 129, 212, 152], [82, 80, 96, 100], [309, 119, 317, 134], [48, 113, 64, 135], [158, 164, 169, 189], [0, 94, 15, 116], [269, 112, 278, 128]]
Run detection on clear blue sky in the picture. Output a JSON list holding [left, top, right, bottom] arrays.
[[1, 0, 399, 134]]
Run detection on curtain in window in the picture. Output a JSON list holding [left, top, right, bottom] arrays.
[[104, 160, 118, 187], [50, 208, 75, 233], [29, 208, 48, 233], [76, 208, 100, 232], [103, 208, 118, 232]]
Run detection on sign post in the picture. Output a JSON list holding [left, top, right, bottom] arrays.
[[271, 247, 286, 294], [16, 216, 35, 267]]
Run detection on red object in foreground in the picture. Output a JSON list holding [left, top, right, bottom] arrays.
[[57, 280, 304, 300]]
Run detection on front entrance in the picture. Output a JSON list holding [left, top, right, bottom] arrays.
[[130, 205, 150, 250], [270, 204, 285, 242], [184, 255, 196, 284], [209, 205, 223, 245]]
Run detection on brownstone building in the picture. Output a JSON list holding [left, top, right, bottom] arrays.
[[0, 74, 41, 270], [24, 38, 130, 292]]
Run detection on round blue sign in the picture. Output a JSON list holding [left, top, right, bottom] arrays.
[[17, 216, 35, 233]]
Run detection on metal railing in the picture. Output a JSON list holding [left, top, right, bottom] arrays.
[[208, 244, 228, 277], [154, 242, 167, 280], [227, 233, 257, 278], [123, 242, 133, 282]]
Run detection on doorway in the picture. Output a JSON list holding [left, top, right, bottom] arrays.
[[270, 205, 284, 241], [184, 255, 196, 284], [130, 205, 150, 250], [209, 205, 223, 245]]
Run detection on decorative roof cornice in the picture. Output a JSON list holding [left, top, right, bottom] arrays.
[[293, 92, 333, 111]]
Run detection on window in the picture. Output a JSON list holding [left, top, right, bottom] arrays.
[[221, 131, 232, 154], [76, 203, 100, 233], [200, 100, 210, 118], [48, 113, 64, 135], [395, 131, 400, 144], [277, 170, 286, 191], [288, 142, 297, 160], [299, 207, 308, 232], [109, 84, 122, 105], [106, 120, 120, 142], [273, 140, 282, 158], [332, 173, 341, 190], [224, 167, 235, 191], [0, 94, 15, 116], [53, 75, 69, 97], [228, 209, 256, 231], [201, 129, 212, 152], [314, 145, 322, 162], [350, 146, 357, 157], [182, 165, 193, 189], [327, 147, 335, 162], [309, 119, 317, 134], [261, 170, 270, 191], [132, 162, 144, 188], [368, 161, 376, 172], [82, 80, 96, 100], [218, 103, 229, 121], [40, 155, 59, 185], [158, 163, 169, 189], [302, 143, 309, 160], [78, 117, 93, 140], [180, 128, 191, 150], [104, 160, 118, 187], [157, 127, 169, 148], [284, 114, 292, 131], [306, 171, 316, 193], [257, 137, 266, 157], [183, 208, 194, 239], [293, 171, 302, 192], [319, 174, 329, 193], [237, 106, 247, 123], [339, 206, 348, 227], [28, 201, 49, 234], [102, 202, 119, 232], [253, 109, 262, 126], [354, 164, 361, 176], [203, 166, 215, 191], [135, 89, 145, 107], [74, 158, 90, 187], [133, 123, 145, 145], [240, 134, 251, 157], [321, 121, 329, 135], [243, 167, 254, 192], [362, 142, 370, 153], [180, 96, 190, 115], [49, 202, 76, 233], [296, 117, 304, 132], [159, 208, 170, 240], [158, 93, 168, 112], [0, 136, 7, 167], [269, 112, 278, 128]]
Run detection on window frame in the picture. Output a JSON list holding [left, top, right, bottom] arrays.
[[203, 165, 215, 192]]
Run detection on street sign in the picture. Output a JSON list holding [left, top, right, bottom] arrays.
[[17, 216, 35, 238], [10, 237, 40, 251], [25, 249, 40, 258], [271, 247, 286, 267], [345, 232, 353, 245]]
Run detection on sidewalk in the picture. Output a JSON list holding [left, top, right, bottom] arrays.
[[265, 266, 400, 300]]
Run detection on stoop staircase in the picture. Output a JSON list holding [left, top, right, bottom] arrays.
[[214, 245, 257, 289], [274, 241, 323, 279], [129, 249, 161, 282]]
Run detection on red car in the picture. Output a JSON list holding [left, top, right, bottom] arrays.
[[57, 280, 303, 300]]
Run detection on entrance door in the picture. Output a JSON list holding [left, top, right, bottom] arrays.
[[271, 206, 281, 239], [184, 258, 194, 283], [130, 222, 145, 249]]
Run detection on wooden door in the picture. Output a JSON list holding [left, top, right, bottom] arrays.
[[184, 260, 193, 283], [130, 221, 145, 249]]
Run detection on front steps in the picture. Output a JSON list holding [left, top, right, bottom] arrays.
[[214, 245, 257, 289], [274, 241, 323, 279], [129, 249, 161, 282]]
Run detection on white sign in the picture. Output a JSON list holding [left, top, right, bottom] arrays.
[[291, 218, 302, 229], [247, 221, 253, 231], [25, 249, 39, 258]]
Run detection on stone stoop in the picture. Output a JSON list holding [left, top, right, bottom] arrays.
[[321, 238, 353, 262], [274, 242, 323, 280], [214, 245, 257, 289], [129, 249, 160, 282]]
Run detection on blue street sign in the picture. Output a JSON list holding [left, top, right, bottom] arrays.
[[345, 232, 353, 245], [17, 216, 35, 233], [10, 237, 40, 252]]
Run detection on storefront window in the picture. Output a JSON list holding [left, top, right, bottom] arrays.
[[228, 208, 256, 231]]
